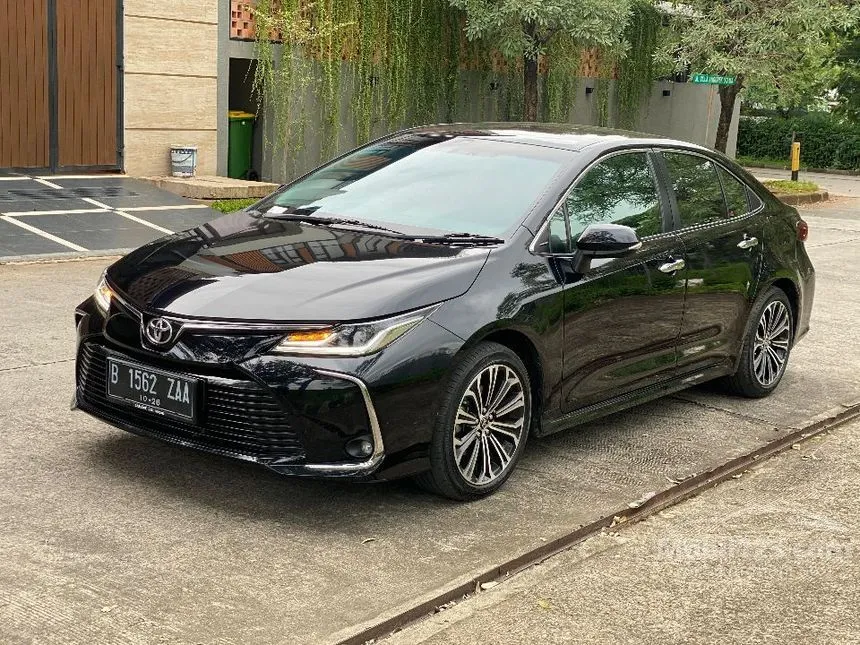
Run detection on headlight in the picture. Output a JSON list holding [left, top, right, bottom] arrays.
[[272, 305, 439, 357], [93, 272, 114, 313]]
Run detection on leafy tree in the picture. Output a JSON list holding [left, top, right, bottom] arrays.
[[835, 28, 860, 121], [663, 0, 858, 153], [447, 0, 632, 121]]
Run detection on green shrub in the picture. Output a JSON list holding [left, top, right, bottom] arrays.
[[737, 113, 860, 171]]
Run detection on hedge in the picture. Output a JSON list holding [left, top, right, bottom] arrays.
[[737, 114, 860, 170]]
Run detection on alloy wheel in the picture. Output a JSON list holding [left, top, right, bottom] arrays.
[[752, 300, 791, 387], [452, 363, 526, 486]]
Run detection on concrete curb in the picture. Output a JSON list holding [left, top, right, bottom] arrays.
[[0, 249, 127, 265], [140, 175, 279, 200], [773, 190, 829, 206]]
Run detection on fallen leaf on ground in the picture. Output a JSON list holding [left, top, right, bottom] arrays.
[[627, 491, 656, 508], [537, 598, 553, 610], [361, 537, 377, 544], [480, 581, 499, 591], [100, 605, 117, 613]]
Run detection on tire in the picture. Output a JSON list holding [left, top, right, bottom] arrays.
[[415, 342, 532, 501], [722, 287, 794, 398]]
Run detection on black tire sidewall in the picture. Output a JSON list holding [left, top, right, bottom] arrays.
[[429, 343, 532, 500], [735, 287, 794, 397]]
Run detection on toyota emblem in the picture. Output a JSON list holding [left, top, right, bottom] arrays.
[[144, 317, 174, 346]]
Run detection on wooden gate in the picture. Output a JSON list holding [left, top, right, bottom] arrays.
[[0, 0, 121, 172]]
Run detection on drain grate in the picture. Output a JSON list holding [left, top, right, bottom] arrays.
[[0, 186, 137, 202]]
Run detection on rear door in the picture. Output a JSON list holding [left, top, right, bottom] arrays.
[[556, 150, 687, 412], [657, 150, 764, 375]]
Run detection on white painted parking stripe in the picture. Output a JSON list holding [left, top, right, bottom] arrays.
[[1, 215, 88, 252], [2, 208, 108, 216], [114, 210, 174, 234], [0, 177, 31, 181], [81, 197, 174, 234], [35, 174, 124, 180], [80, 197, 113, 209], [121, 204, 210, 211], [32, 177, 64, 190]]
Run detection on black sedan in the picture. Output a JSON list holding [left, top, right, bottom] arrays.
[[74, 124, 815, 500]]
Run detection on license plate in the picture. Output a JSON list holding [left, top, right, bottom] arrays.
[[106, 357, 201, 423]]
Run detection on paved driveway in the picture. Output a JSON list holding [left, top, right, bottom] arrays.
[[0, 174, 220, 260], [0, 201, 858, 644], [749, 167, 860, 198]]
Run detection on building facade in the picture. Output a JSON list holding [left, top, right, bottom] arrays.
[[0, 0, 740, 179]]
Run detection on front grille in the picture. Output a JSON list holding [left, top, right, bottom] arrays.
[[77, 343, 304, 460]]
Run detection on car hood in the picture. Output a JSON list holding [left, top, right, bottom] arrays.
[[107, 213, 491, 322]]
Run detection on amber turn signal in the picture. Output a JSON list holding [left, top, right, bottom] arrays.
[[283, 329, 334, 343]]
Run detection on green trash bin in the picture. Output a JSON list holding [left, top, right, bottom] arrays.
[[228, 110, 256, 179]]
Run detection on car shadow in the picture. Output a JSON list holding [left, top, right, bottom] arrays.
[[85, 431, 453, 532]]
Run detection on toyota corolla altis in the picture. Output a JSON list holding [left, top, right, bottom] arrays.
[[74, 124, 814, 500]]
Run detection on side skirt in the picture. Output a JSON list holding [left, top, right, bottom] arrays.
[[537, 364, 733, 437]]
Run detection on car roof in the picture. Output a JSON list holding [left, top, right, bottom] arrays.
[[396, 122, 711, 155]]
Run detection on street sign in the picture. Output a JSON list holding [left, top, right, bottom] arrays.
[[692, 73, 736, 85]]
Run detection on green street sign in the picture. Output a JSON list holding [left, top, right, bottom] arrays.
[[692, 73, 737, 85]]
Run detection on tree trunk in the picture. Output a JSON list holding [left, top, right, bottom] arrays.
[[523, 56, 539, 121], [714, 80, 742, 154]]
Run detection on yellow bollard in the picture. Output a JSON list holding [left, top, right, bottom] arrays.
[[791, 141, 801, 181]]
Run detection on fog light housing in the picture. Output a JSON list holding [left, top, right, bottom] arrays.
[[345, 436, 374, 459]]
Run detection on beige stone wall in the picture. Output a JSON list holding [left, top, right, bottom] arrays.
[[123, 1, 219, 176]]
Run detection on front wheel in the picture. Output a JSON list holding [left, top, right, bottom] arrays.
[[723, 287, 794, 398], [415, 342, 532, 501]]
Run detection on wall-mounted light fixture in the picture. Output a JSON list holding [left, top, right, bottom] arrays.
[[585, 86, 594, 95]]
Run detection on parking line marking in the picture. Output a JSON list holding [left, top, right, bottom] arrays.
[[0, 176, 32, 181], [35, 174, 124, 180], [80, 197, 113, 209], [32, 178, 64, 190], [3, 208, 108, 216], [121, 204, 211, 211], [1, 215, 88, 251], [114, 210, 174, 234]]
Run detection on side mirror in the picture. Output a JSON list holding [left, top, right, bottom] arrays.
[[575, 223, 641, 258]]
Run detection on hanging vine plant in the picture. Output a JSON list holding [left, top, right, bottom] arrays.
[[248, 0, 663, 178], [615, 1, 661, 129], [545, 34, 581, 123]]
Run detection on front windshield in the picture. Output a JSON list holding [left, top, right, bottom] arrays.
[[259, 133, 573, 237]]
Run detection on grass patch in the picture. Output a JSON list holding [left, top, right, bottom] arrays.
[[762, 179, 820, 195], [208, 198, 259, 214], [736, 155, 795, 170]]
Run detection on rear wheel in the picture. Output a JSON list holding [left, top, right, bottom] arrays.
[[723, 287, 794, 398], [416, 342, 531, 501]]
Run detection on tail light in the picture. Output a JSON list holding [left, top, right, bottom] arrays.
[[797, 219, 809, 242]]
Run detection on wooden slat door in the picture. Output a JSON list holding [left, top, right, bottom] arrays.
[[0, 0, 50, 169], [56, 0, 118, 168]]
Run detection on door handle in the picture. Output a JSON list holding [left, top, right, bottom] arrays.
[[658, 258, 686, 274], [737, 235, 759, 250]]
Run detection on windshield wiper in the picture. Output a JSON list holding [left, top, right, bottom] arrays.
[[407, 232, 505, 246], [259, 210, 406, 235]]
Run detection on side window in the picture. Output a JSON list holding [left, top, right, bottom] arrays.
[[547, 208, 570, 253], [718, 166, 750, 217], [748, 188, 764, 212], [566, 152, 663, 240], [663, 152, 727, 228]]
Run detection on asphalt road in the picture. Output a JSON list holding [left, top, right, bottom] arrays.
[[1, 200, 858, 645]]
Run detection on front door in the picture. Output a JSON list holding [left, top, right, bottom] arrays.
[[657, 151, 764, 375], [557, 151, 687, 412]]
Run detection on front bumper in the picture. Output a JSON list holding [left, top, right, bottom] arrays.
[[73, 294, 464, 480]]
